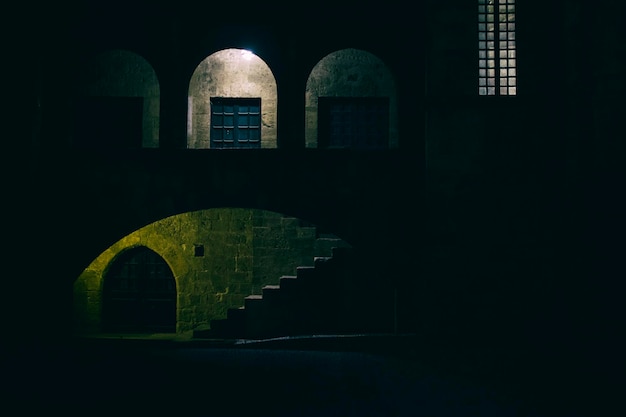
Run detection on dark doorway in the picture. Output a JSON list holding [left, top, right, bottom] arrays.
[[103, 246, 176, 333], [73, 96, 143, 149]]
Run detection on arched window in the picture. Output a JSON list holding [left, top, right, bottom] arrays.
[[317, 97, 390, 149], [74, 49, 161, 148], [305, 48, 398, 149], [210, 97, 261, 148], [478, 0, 516, 96], [102, 246, 176, 333], [187, 48, 277, 149]]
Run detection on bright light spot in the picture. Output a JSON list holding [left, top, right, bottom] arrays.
[[240, 49, 254, 61]]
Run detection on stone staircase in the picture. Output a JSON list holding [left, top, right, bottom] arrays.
[[194, 243, 387, 340]]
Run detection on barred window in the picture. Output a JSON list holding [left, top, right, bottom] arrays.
[[103, 246, 176, 333], [210, 97, 261, 148], [478, 0, 516, 96], [317, 97, 389, 149]]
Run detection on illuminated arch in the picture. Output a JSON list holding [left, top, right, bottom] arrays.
[[102, 246, 177, 333], [73, 235, 187, 336], [305, 48, 398, 149], [187, 48, 278, 149], [72, 208, 351, 337]]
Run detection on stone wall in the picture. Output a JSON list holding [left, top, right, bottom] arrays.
[[72, 208, 345, 335]]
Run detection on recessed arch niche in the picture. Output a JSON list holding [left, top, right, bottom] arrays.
[[305, 48, 398, 149], [187, 48, 278, 149], [74, 48, 160, 148], [102, 246, 177, 333]]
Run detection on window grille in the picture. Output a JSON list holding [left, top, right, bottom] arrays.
[[103, 246, 176, 333], [318, 97, 389, 149], [210, 97, 261, 148], [478, 0, 516, 96]]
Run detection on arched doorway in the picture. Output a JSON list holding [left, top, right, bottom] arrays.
[[102, 246, 176, 333]]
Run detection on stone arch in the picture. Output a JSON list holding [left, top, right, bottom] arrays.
[[75, 48, 160, 148], [101, 245, 177, 333], [72, 208, 350, 337], [73, 229, 188, 336], [305, 48, 398, 149], [187, 48, 278, 149]]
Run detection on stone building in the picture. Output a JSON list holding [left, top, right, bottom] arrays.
[[6, 0, 625, 416]]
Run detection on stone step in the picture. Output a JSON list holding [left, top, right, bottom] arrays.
[[244, 294, 264, 309], [262, 284, 280, 291], [207, 307, 246, 338], [262, 285, 282, 302], [279, 275, 298, 290], [227, 306, 246, 321], [314, 236, 351, 257], [209, 318, 228, 330], [194, 244, 356, 340], [206, 319, 232, 338], [314, 256, 332, 265], [296, 265, 316, 280]]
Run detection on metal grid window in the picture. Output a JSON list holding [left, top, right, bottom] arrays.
[[318, 97, 389, 149], [103, 246, 177, 333], [478, 0, 516, 96], [210, 97, 261, 148]]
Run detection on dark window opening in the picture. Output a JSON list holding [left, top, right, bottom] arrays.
[[318, 97, 389, 149], [73, 96, 143, 149], [478, 0, 516, 96], [210, 97, 261, 148], [194, 244, 205, 257], [103, 246, 176, 333]]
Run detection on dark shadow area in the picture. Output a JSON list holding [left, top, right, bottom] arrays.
[[73, 96, 143, 149]]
